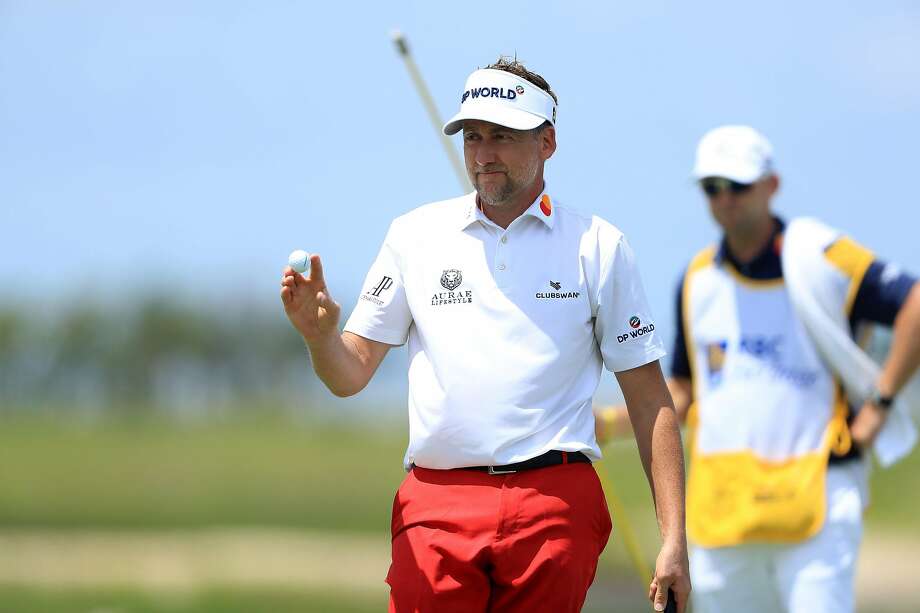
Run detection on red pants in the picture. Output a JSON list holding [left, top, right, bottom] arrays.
[[386, 462, 612, 612]]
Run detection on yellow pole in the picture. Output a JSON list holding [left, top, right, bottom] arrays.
[[595, 454, 654, 589]]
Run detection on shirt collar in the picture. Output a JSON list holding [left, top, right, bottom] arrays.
[[459, 185, 556, 231], [523, 187, 556, 229], [459, 191, 482, 229], [716, 216, 786, 280]]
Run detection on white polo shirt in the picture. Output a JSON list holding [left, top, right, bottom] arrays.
[[344, 188, 665, 469]]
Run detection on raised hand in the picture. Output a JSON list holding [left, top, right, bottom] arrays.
[[280, 254, 341, 345]]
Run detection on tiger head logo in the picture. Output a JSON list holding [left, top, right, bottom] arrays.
[[440, 269, 463, 290]]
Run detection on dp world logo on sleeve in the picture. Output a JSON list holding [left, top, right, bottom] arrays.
[[617, 315, 655, 343]]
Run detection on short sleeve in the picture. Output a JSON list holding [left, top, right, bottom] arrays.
[[671, 274, 692, 379], [850, 259, 918, 327], [343, 223, 413, 346], [594, 235, 667, 372]]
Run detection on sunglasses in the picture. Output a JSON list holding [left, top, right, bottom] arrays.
[[700, 177, 754, 197]]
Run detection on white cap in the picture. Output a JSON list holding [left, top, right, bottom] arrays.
[[692, 125, 774, 183], [442, 68, 557, 135]]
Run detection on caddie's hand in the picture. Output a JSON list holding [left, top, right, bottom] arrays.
[[850, 401, 888, 450], [280, 254, 341, 344], [648, 539, 690, 612]]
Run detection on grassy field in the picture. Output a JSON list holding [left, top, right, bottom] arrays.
[[2, 411, 915, 530], [0, 413, 661, 533], [0, 413, 408, 531], [1, 411, 918, 612], [0, 585, 661, 613], [0, 586, 380, 613]]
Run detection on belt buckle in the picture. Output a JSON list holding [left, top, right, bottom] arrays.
[[487, 465, 516, 475]]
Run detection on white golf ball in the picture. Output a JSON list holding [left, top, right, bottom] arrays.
[[288, 250, 310, 273]]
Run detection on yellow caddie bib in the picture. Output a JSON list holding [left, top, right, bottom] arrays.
[[683, 246, 851, 547]]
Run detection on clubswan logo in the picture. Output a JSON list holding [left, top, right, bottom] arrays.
[[536, 280, 579, 300]]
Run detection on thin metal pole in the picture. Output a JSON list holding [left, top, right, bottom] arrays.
[[595, 455, 654, 589], [391, 31, 471, 192]]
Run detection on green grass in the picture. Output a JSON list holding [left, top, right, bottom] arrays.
[[0, 585, 381, 613], [0, 411, 915, 542], [0, 413, 407, 531], [865, 447, 920, 528], [0, 413, 663, 535], [0, 412, 669, 579], [0, 413, 916, 612], [0, 582, 661, 613]]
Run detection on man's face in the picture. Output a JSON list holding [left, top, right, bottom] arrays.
[[462, 120, 556, 207], [702, 175, 778, 235]]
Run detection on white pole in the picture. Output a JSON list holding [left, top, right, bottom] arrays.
[[391, 31, 471, 192]]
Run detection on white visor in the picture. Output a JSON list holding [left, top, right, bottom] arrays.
[[442, 68, 557, 135]]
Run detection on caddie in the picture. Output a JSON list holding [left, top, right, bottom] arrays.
[[596, 125, 920, 612], [281, 57, 691, 612]]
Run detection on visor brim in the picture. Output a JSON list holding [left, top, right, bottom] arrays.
[[442, 106, 549, 136]]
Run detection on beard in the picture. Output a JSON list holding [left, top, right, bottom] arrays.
[[472, 158, 540, 208], [475, 175, 514, 207]]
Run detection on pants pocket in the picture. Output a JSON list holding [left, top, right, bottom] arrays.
[[390, 469, 415, 539]]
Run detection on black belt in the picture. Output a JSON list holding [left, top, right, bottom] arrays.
[[462, 450, 591, 475]]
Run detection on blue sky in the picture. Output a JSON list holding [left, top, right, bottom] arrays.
[[2, 1, 918, 402]]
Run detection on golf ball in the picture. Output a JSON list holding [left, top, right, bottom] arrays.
[[288, 250, 310, 273]]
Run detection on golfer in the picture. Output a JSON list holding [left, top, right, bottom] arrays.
[[282, 57, 691, 612]]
